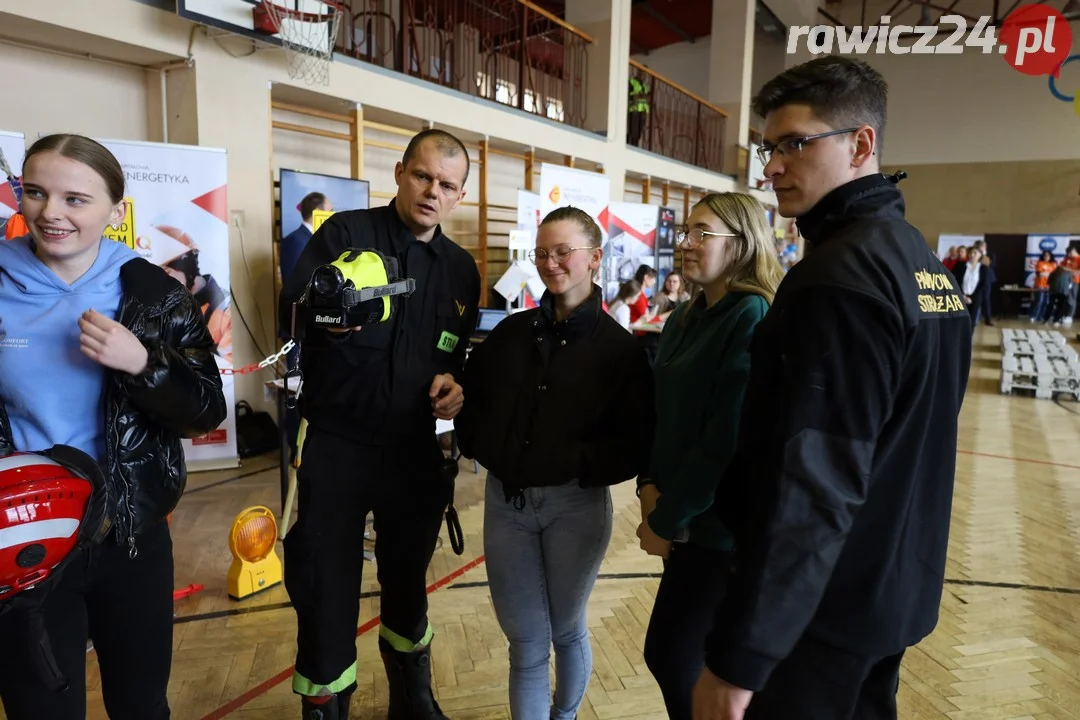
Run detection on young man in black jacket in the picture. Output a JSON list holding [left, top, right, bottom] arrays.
[[279, 129, 481, 720], [691, 57, 972, 720]]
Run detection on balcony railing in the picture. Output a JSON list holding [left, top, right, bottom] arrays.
[[627, 60, 728, 173], [336, 0, 591, 128]]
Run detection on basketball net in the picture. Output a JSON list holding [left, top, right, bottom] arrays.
[[256, 1, 344, 86]]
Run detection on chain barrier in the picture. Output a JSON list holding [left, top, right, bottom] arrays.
[[220, 340, 295, 376]]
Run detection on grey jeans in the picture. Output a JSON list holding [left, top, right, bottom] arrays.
[[483, 474, 613, 720]]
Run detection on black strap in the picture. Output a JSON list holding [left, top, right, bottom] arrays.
[[445, 504, 464, 556]]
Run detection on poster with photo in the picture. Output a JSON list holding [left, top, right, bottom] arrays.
[[279, 168, 369, 238], [0, 130, 25, 232], [657, 254, 675, 289], [603, 202, 660, 302], [1024, 234, 1075, 286], [539, 163, 611, 244], [657, 206, 676, 255], [99, 138, 237, 471]]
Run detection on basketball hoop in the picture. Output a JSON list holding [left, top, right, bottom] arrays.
[[253, 0, 344, 86]]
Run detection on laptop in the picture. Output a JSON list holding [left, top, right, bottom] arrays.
[[473, 308, 509, 339]]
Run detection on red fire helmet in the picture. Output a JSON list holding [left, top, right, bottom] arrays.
[[0, 446, 108, 604]]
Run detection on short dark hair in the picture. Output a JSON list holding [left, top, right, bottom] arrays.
[[540, 206, 603, 247], [752, 57, 888, 155], [299, 192, 326, 221], [402, 129, 471, 185], [24, 134, 125, 204], [634, 264, 657, 284]]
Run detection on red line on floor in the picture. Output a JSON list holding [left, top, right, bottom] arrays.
[[958, 449, 1080, 471], [201, 554, 487, 720]]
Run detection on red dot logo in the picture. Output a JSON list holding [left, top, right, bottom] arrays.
[[999, 3, 1072, 77]]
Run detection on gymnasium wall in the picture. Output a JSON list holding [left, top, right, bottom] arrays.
[[0, 0, 769, 413], [0, 43, 151, 143], [650, 22, 1080, 244]]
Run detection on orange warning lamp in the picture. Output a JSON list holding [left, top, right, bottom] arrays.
[[227, 506, 283, 600]]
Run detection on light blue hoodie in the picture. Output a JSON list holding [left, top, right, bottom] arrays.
[[0, 235, 139, 464]]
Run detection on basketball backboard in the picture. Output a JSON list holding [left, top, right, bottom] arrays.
[[178, 0, 337, 53], [179, 0, 342, 84]]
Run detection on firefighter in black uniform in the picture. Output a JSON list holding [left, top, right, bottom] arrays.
[[279, 129, 481, 720], [690, 57, 973, 720]]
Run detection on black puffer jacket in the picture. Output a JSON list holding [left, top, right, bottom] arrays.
[[456, 287, 655, 500], [0, 258, 227, 556]]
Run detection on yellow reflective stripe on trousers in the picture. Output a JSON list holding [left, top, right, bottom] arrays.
[[379, 622, 434, 653], [292, 661, 357, 697]]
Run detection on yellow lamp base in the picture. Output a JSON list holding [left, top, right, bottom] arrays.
[[227, 550, 283, 600]]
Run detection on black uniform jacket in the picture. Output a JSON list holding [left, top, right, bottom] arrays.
[[456, 286, 655, 500], [279, 200, 481, 444], [704, 174, 973, 691]]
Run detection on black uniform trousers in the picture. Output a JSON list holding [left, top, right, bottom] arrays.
[[285, 424, 452, 695], [0, 520, 174, 720], [744, 634, 904, 720]]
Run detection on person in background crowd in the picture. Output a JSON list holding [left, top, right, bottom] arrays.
[[959, 246, 988, 333], [940, 245, 960, 273], [653, 270, 692, 319], [973, 240, 995, 326], [691, 56, 972, 720], [607, 278, 641, 331], [0, 133, 226, 720], [280, 191, 333, 286], [279, 129, 480, 720], [638, 192, 784, 720], [1049, 245, 1079, 326], [629, 263, 657, 323], [457, 206, 655, 720], [1061, 245, 1080, 326], [1029, 250, 1056, 323]]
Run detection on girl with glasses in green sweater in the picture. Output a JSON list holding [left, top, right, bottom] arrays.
[[637, 192, 785, 720]]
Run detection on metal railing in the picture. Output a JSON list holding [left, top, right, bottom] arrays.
[[627, 60, 728, 173], [336, 0, 591, 128]]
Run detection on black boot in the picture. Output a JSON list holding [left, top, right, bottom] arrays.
[[301, 696, 341, 720], [380, 641, 449, 720]]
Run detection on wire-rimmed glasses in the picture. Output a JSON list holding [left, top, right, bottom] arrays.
[[755, 127, 859, 165], [527, 246, 592, 264], [675, 228, 740, 251]]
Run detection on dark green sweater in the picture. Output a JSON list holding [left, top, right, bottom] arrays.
[[644, 290, 768, 551]]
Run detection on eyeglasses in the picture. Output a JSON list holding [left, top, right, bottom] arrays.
[[675, 228, 740, 250], [528, 246, 592, 263], [756, 127, 859, 165]]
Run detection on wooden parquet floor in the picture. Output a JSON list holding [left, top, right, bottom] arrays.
[[4, 321, 1080, 719]]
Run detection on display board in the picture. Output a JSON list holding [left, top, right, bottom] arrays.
[[602, 201, 662, 301], [538, 163, 611, 244], [517, 189, 541, 238], [278, 168, 369, 237], [0, 130, 25, 231], [100, 138, 238, 471], [1025, 234, 1075, 286]]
